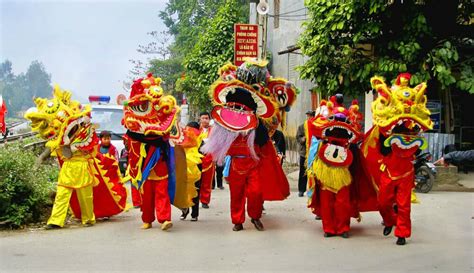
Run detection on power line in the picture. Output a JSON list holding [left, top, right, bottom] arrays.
[[276, 17, 308, 21], [275, 7, 307, 16], [269, 13, 308, 18]]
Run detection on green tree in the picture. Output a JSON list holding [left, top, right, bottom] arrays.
[[148, 57, 183, 92], [0, 60, 14, 82], [298, 1, 474, 97], [2, 74, 28, 116], [159, 0, 224, 54], [25, 61, 52, 99], [0, 141, 57, 228], [179, 0, 248, 109], [0, 60, 52, 117], [129, 30, 174, 78], [131, 0, 221, 88]]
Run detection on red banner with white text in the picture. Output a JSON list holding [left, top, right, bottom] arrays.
[[234, 24, 259, 66]]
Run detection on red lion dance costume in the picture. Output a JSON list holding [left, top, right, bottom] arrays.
[[360, 73, 432, 245], [0, 95, 7, 136], [202, 59, 290, 231], [305, 94, 368, 238], [24, 85, 127, 229], [122, 73, 195, 230], [198, 126, 214, 208]]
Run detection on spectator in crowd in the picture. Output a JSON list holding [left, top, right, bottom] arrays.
[[296, 110, 315, 197], [213, 165, 225, 190], [434, 149, 474, 170], [98, 131, 119, 159], [199, 111, 215, 208]]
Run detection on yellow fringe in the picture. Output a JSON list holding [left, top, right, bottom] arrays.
[[411, 190, 419, 203], [312, 158, 352, 193]]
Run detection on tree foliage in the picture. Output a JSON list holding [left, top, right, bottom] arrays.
[[159, 0, 224, 54], [298, 0, 474, 96], [131, 1, 224, 96], [178, 0, 248, 109], [0, 60, 52, 117], [129, 30, 174, 79], [132, 0, 248, 109], [0, 141, 57, 228], [148, 57, 183, 92]]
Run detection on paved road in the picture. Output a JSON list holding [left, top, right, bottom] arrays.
[[0, 187, 472, 272]]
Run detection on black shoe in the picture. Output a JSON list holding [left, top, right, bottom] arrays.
[[180, 208, 189, 220], [218, 186, 225, 190], [324, 232, 335, 237], [190, 217, 198, 222], [202, 203, 209, 209], [44, 224, 61, 230], [298, 192, 304, 197], [341, 232, 349, 238], [315, 215, 322, 220], [251, 219, 264, 231], [396, 237, 406, 245], [233, 224, 243, 231], [383, 226, 393, 236]]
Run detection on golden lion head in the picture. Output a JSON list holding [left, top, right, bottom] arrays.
[[370, 73, 433, 136], [24, 85, 95, 152]]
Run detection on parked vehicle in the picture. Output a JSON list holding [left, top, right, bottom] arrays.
[[414, 152, 436, 193], [89, 96, 125, 154]]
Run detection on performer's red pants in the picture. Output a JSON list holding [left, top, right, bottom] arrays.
[[378, 173, 414, 238], [141, 179, 171, 224], [131, 184, 142, 207], [200, 157, 215, 205], [227, 158, 262, 224], [319, 186, 351, 235]]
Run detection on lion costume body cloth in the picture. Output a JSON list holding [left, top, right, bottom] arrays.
[[305, 94, 367, 235], [24, 86, 127, 227], [359, 73, 432, 238], [201, 60, 291, 226], [122, 73, 194, 229]]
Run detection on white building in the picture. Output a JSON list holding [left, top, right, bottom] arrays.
[[251, 0, 313, 137], [250, 0, 372, 140]]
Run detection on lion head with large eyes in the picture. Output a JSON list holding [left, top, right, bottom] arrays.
[[122, 73, 180, 138], [308, 95, 363, 167], [371, 73, 433, 137], [24, 85, 96, 152]]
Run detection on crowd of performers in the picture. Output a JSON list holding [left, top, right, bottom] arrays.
[[24, 58, 432, 246]]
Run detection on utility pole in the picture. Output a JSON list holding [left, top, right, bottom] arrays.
[[256, 0, 269, 60]]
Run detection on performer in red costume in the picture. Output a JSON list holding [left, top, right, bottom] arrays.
[[362, 73, 432, 245], [202, 59, 290, 231], [378, 140, 419, 242], [122, 73, 194, 231], [0, 95, 7, 136], [305, 94, 365, 238], [121, 134, 142, 208], [198, 111, 214, 209]]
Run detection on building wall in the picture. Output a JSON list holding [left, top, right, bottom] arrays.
[[255, 0, 313, 137], [252, 1, 372, 136]]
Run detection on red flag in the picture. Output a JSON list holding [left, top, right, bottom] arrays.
[[0, 96, 7, 135]]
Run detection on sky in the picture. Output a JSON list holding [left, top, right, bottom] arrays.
[[0, 0, 168, 102]]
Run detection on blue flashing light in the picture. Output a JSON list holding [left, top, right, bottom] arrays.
[[89, 96, 111, 104]]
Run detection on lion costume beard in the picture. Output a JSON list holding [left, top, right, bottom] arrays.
[[200, 123, 258, 165]]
